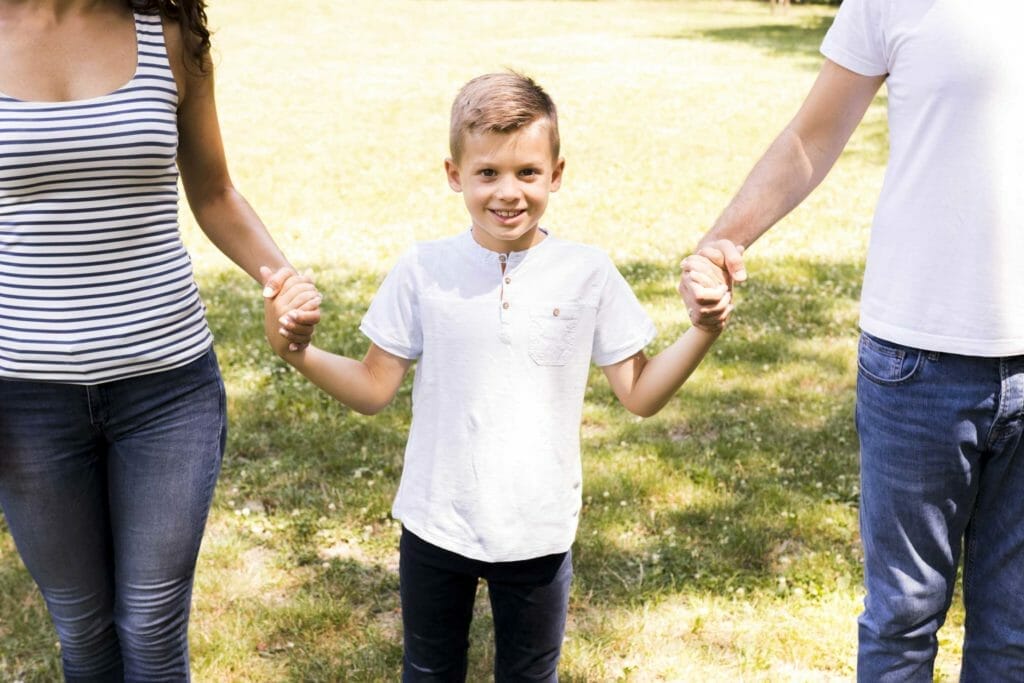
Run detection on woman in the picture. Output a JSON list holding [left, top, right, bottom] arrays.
[[0, 1, 318, 679]]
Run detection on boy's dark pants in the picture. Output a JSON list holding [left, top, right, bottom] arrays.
[[399, 528, 572, 682]]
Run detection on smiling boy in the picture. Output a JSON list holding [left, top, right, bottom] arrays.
[[263, 72, 730, 681]]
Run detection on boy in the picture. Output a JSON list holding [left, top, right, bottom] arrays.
[[262, 72, 731, 681]]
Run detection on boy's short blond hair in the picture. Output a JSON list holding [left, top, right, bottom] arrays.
[[449, 72, 560, 162]]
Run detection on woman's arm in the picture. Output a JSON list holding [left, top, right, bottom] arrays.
[[165, 19, 319, 343]]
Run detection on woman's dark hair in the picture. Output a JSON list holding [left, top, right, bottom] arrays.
[[128, 0, 211, 70]]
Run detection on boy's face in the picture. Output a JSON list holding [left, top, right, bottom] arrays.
[[445, 119, 565, 253]]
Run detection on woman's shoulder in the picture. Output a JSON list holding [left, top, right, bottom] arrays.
[[156, 13, 211, 100]]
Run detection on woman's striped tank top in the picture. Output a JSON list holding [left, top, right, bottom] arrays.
[[0, 12, 213, 384]]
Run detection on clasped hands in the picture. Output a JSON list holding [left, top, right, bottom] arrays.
[[259, 266, 323, 353], [254, 238, 746, 354], [678, 238, 746, 332]]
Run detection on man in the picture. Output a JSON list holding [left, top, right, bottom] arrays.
[[679, 1, 1024, 680]]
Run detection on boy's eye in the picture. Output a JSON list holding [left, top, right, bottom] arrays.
[[519, 169, 538, 177], [480, 169, 496, 177]]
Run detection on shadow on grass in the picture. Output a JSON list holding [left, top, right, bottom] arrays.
[[576, 256, 864, 606], [206, 254, 866, 677], [667, 14, 836, 68], [0, 529, 62, 682]]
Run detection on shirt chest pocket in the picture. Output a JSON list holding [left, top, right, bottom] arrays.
[[528, 304, 583, 366]]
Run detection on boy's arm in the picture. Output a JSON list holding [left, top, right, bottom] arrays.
[[264, 277, 412, 416], [601, 326, 720, 418], [282, 344, 412, 416]]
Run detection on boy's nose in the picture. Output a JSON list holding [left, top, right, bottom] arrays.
[[494, 175, 521, 200]]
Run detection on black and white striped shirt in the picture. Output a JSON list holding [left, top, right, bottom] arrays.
[[0, 12, 213, 384]]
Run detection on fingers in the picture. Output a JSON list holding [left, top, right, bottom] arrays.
[[691, 301, 735, 332], [680, 254, 729, 305], [680, 254, 729, 301], [280, 306, 322, 345], [679, 243, 747, 331], [273, 286, 321, 351], [687, 291, 733, 330], [698, 239, 747, 283], [261, 266, 297, 298], [272, 279, 318, 309]]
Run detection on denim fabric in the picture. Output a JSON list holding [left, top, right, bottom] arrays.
[[856, 333, 1024, 682], [399, 528, 572, 682], [0, 348, 226, 683]]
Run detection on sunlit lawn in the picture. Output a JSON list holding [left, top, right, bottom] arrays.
[[1, 1, 967, 681]]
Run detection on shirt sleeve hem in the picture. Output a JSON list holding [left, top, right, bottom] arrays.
[[593, 322, 657, 367], [359, 322, 419, 360], [820, 41, 888, 77]]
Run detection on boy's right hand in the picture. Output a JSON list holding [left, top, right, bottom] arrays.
[[678, 239, 745, 332], [261, 266, 322, 350], [261, 267, 322, 357]]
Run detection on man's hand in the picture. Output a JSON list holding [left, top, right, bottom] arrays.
[[678, 239, 745, 332]]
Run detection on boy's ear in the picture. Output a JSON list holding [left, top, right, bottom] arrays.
[[444, 158, 463, 192], [550, 157, 566, 192]]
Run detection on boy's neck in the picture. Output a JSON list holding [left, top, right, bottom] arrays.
[[470, 225, 547, 254]]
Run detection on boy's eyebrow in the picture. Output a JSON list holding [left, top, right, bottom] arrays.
[[468, 157, 549, 169]]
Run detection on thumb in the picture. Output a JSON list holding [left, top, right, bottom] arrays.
[[261, 266, 295, 298], [259, 266, 277, 298], [723, 242, 747, 283]]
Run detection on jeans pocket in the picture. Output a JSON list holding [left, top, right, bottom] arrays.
[[528, 304, 581, 366], [857, 332, 924, 385]]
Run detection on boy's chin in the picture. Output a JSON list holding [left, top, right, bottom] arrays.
[[472, 225, 542, 251]]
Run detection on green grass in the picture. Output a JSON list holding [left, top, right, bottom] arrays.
[[1, 1, 967, 681]]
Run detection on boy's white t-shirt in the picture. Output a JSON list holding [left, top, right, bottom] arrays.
[[822, 0, 1024, 356], [360, 230, 657, 562]]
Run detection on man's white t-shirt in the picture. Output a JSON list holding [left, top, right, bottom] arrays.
[[822, 0, 1024, 356], [360, 230, 657, 562]]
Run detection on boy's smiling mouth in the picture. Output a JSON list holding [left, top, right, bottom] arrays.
[[490, 209, 525, 219]]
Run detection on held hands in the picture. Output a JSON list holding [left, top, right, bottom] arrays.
[[259, 266, 322, 354], [678, 239, 746, 332]]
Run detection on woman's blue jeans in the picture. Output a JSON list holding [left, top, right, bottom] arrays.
[[0, 348, 226, 682], [856, 333, 1024, 682]]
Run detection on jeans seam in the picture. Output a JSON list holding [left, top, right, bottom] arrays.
[[85, 385, 98, 426], [984, 359, 1008, 451], [857, 351, 923, 386]]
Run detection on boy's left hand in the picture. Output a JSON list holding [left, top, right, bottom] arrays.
[[260, 266, 322, 352], [678, 252, 736, 332]]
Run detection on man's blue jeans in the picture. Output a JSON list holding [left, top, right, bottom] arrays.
[[399, 528, 572, 682], [856, 332, 1024, 682], [0, 348, 226, 682]]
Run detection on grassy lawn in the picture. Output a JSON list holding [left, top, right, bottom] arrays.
[[0, 1, 967, 681]]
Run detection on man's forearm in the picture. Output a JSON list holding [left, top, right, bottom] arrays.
[[700, 127, 821, 250]]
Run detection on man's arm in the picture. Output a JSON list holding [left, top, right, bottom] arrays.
[[704, 60, 885, 250], [681, 61, 886, 324]]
